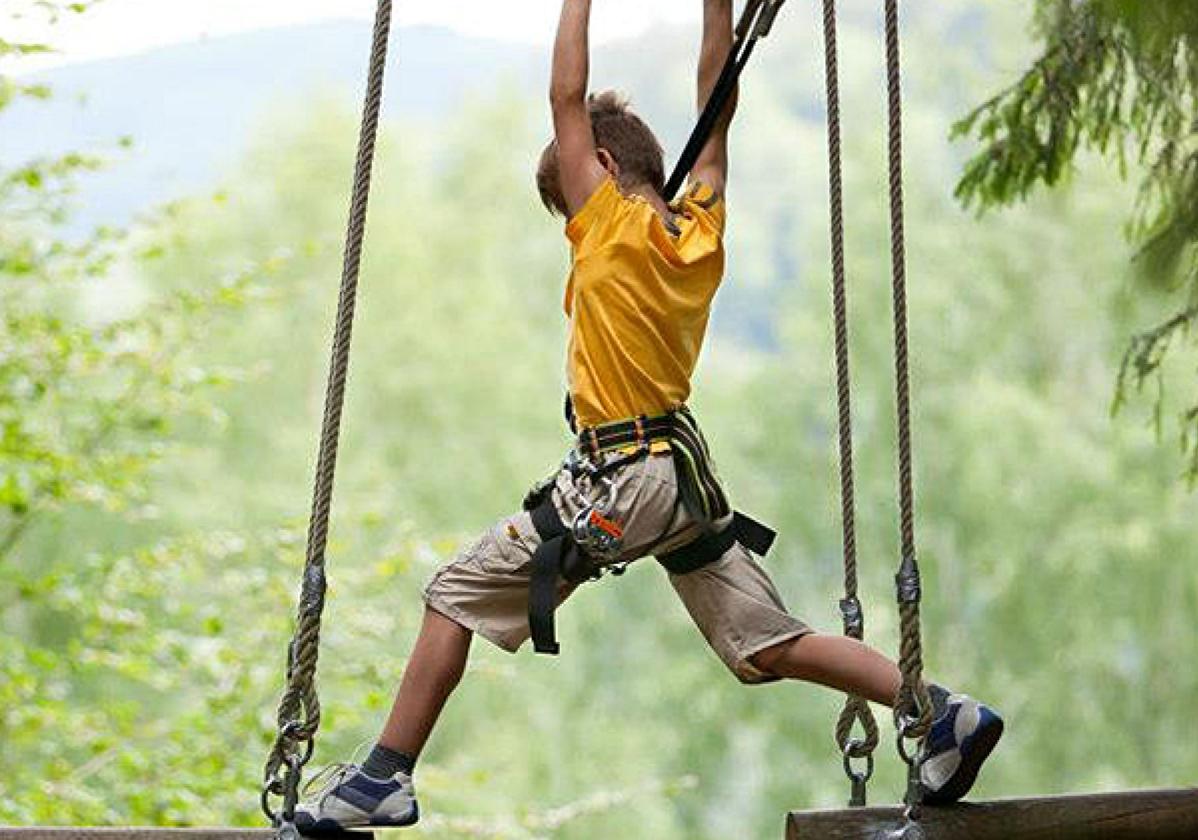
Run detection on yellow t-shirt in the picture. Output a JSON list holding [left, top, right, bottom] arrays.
[[563, 177, 726, 429]]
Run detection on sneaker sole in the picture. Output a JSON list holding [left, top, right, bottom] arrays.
[[297, 804, 420, 837], [923, 712, 1004, 806]]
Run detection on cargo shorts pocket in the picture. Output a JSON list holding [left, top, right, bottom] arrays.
[[484, 509, 541, 575]]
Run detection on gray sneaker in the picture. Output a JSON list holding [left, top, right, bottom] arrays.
[[918, 692, 1004, 805], [293, 764, 419, 835]]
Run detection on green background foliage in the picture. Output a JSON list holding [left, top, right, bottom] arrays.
[[953, 0, 1198, 480], [2, 1, 1196, 838]]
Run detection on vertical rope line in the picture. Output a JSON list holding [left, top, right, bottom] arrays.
[[823, 0, 857, 616], [262, 0, 394, 821], [883, 0, 932, 739], [822, 0, 879, 772]]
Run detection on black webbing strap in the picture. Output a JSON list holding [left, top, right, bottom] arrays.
[[528, 498, 608, 655], [663, 0, 786, 201], [528, 500, 572, 655], [657, 511, 776, 575]]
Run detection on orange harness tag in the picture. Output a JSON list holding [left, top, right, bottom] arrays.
[[588, 509, 624, 540]]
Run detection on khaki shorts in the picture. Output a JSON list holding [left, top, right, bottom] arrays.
[[424, 449, 811, 684]]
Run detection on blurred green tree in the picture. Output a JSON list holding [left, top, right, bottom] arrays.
[[953, 0, 1198, 480], [0, 2, 273, 823]]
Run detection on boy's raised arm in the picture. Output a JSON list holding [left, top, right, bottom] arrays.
[[550, 0, 606, 218], [691, 0, 737, 198]]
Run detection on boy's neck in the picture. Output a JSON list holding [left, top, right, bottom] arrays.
[[627, 183, 676, 226]]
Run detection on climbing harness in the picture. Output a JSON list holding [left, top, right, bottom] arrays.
[[663, 0, 787, 200], [260, 0, 393, 836], [523, 407, 776, 655]]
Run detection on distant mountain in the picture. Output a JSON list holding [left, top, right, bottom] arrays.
[[0, 23, 547, 227], [1, 5, 995, 350], [1, 4, 990, 232]]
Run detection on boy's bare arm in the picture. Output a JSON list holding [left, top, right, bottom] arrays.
[[692, 0, 737, 197], [550, 0, 606, 218]]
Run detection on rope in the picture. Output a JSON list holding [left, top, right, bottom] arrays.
[[820, 0, 879, 806], [882, 0, 932, 748], [261, 0, 394, 830]]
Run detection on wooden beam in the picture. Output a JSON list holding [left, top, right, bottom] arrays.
[[0, 832, 270, 840], [786, 788, 1198, 840], [0, 832, 373, 840]]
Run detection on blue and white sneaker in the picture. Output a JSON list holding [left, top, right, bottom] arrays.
[[918, 691, 1004, 805], [293, 764, 420, 835]]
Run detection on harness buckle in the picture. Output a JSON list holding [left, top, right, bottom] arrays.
[[572, 504, 625, 562], [633, 415, 650, 454], [736, 0, 786, 41], [587, 427, 601, 460], [754, 0, 786, 39]]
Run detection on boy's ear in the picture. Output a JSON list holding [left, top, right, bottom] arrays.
[[596, 147, 620, 180]]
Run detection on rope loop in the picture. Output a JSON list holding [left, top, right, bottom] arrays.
[[835, 693, 878, 807], [835, 696, 879, 758]]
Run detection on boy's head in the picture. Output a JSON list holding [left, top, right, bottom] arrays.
[[537, 90, 665, 217]]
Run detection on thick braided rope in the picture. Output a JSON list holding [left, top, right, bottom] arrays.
[[263, 0, 394, 800], [822, 0, 879, 762], [883, 0, 932, 739]]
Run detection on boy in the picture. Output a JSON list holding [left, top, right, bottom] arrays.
[[295, 0, 1002, 830]]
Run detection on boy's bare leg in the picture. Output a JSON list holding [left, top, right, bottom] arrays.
[[750, 632, 904, 706], [377, 606, 473, 758]]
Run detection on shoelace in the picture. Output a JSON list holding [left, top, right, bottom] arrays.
[[302, 762, 355, 805]]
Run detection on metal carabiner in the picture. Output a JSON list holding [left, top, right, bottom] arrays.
[[734, 0, 765, 38], [736, 0, 786, 41], [841, 739, 875, 807], [754, 0, 786, 39]]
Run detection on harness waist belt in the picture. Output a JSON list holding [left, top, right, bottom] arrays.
[[577, 414, 677, 458]]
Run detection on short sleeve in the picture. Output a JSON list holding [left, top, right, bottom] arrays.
[[677, 181, 726, 236], [565, 177, 624, 249]]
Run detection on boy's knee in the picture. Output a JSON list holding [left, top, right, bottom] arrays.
[[748, 637, 794, 677], [747, 631, 817, 679]]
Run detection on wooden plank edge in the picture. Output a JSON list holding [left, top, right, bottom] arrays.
[[786, 787, 1198, 840], [0, 831, 376, 840], [0, 831, 273, 840]]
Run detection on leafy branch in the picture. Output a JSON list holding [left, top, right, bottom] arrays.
[[1114, 300, 1198, 482], [954, 0, 1198, 480]]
